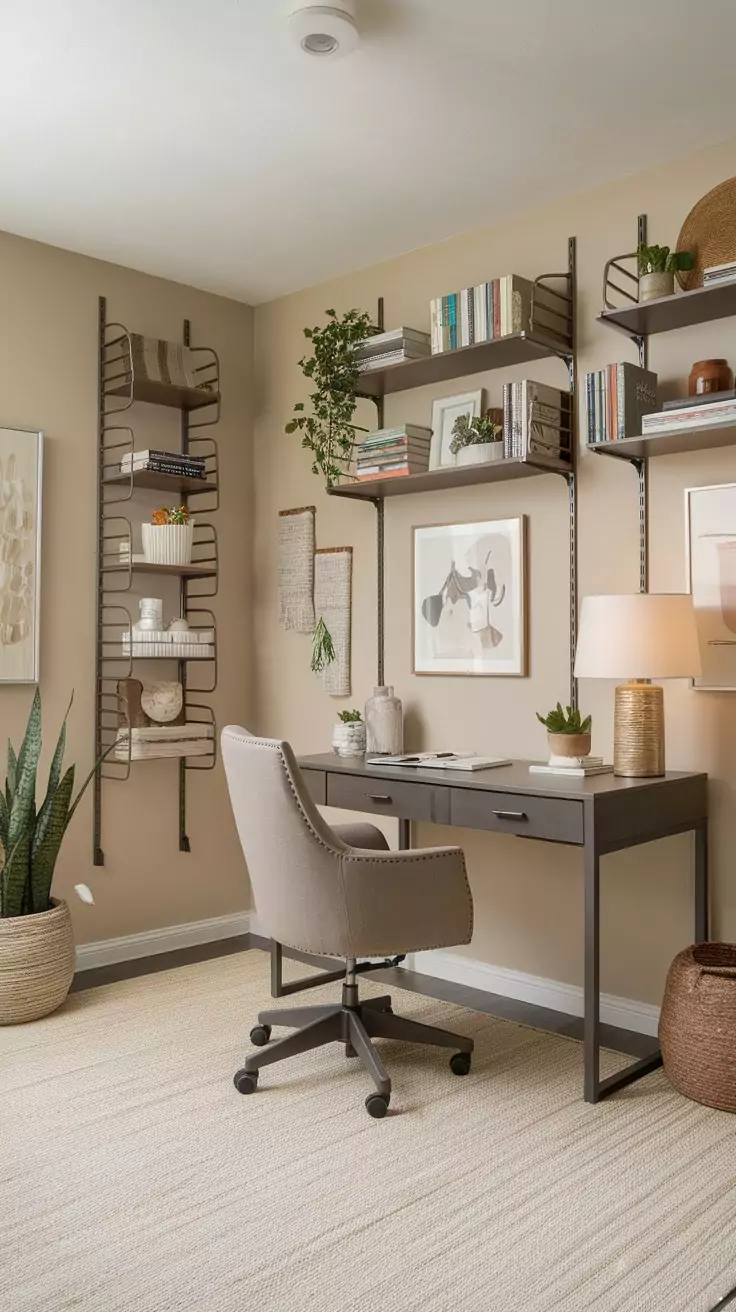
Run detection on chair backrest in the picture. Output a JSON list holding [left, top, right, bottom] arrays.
[[221, 726, 351, 955]]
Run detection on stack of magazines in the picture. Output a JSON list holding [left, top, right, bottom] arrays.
[[355, 426, 431, 481], [704, 261, 736, 289], [642, 394, 736, 435], [355, 328, 430, 373], [120, 448, 207, 479], [502, 381, 570, 461]]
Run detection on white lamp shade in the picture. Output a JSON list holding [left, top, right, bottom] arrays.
[[574, 593, 702, 680]]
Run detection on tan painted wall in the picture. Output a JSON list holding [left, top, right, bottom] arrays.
[[0, 230, 253, 944], [253, 136, 736, 1006]]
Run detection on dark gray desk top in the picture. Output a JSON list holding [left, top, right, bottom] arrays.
[[298, 752, 707, 806]]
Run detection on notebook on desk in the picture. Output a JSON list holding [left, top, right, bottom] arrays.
[[365, 752, 512, 772]]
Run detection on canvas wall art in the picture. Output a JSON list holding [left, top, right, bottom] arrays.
[[0, 427, 43, 683], [412, 516, 526, 676], [686, 481, 736, 691]]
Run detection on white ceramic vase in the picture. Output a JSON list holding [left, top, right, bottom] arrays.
[[332, 721, 367, 757], [365, 686, 403, 755], [639, 271, 674, 303], [455, 442, 505, 467], [141, 523, 194, 566]]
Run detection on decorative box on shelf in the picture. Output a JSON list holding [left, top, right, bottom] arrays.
[[122, 629, 215, 660]]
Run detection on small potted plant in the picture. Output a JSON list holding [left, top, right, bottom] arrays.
[[142, 505, 193, 567], [450, 411, 504, 467], [637, 244, 695, 303], [332, 709, 366, 757], [536, 702, 592, 762], [0, 690, 110, 1025]]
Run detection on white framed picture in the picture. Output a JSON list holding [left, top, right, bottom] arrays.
[[412, 516, 527, 677], [0, 427, 43, 684], [685, 481, 736, 691], [429, 390, 483, 469]]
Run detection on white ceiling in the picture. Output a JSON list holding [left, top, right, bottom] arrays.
[[2, 0, 736, 304]]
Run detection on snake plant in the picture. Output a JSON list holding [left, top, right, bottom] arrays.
[[0, 690, 109, 918]]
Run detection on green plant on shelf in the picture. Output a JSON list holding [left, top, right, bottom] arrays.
[[636, 244, 695, 276], [536, 703, 592, 735], [285, 307, 377, 486], [151, 505, 190, 525], [449, 412, 503, 454], [311, 618, 336, 672], [337, 709, 362, 723]]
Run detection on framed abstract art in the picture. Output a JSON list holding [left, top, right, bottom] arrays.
[[685, 481, 736, 691], [412, 516, 527, 676], [0, 427, 43, 683]]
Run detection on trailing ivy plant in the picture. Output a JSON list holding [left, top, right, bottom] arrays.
[[285, 307, 376, 486]]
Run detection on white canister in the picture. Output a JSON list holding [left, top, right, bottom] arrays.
[[332, 721, 367, 757], [138, 597, 164, 631], [141, 523, 194, 567], [365, 686, 403, 755]]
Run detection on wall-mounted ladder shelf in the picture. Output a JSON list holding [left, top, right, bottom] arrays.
[[328, 238, 579, 707], [94, 297, 221, 866]]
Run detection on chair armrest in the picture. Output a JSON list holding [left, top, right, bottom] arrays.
[[331, 822, 390, 852], [339, 845, 473, 958]]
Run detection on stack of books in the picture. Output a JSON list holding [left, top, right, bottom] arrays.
[[502, 381, 570, 461], [355, 328, 430, 373], [121, 448, 207, 479], [429, 275, 534, 353], [530, 757, 612, 778], [642, 394, 736, 436], [704, 261, 736, 289], [355, 426, 431, 481], [586, 363, 658, 444]]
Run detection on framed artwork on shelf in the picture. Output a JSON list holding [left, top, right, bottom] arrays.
[[429, 390, 483, 469], [685, 481, 736, 691], [412, 516, 527, 677], [0, 426, 43, 684]]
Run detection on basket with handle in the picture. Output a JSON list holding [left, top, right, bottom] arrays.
[[659, 943, 736, 1111]]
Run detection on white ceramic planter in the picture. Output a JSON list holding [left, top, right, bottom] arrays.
[[455, 442, 505, 467], [141, 523, 194, 567], [332, 721, 366, 757], [639, 271, 674, 303]]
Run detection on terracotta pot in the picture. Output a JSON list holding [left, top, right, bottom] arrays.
[[688, 358, 734, 397], [0, 899, 76, 1025], [547, 732, 591, 759], [455, 442, 505, 467], [639, 271, 674, 303]]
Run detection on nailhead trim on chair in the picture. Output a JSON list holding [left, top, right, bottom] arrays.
[[223, 729, 474, 952]]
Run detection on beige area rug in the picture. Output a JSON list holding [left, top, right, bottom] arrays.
[[2, 949, 736, 1312]]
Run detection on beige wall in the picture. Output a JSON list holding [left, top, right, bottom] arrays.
[[253, 135, 736, 1006], [0, 231, 253, 944]]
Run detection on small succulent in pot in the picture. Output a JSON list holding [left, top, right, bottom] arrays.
[[337, 709, 362, 723], [537, 702, 592, 760], [151, 505, 190, 525], [636, 244, 695, 302], [332, 709, 366, 757]]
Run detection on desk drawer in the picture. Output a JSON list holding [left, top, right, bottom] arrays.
[[326, 773, 449, 824], [302, 769, 326, 805], [450, 789, 584, 845]]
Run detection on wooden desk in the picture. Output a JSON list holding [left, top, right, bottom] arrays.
[[288, 754, 709, 1104]]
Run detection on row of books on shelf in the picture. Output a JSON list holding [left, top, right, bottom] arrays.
[[120, 448, 207, 478], [355, 328, 430, 373], [585, 364, 658, 445], [429, 275, 534, 354], [502, 382, 570, 461]]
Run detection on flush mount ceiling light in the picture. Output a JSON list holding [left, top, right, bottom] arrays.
[[288, 2, 359, 59]]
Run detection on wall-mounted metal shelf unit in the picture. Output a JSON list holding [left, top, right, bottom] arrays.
[[94, 297, 220, 866], [333, 239, 579, 707], [594, 214, 736, 592]]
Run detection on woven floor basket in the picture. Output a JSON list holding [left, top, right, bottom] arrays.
[[0, 899, 76, 1025], [659, 943, 736, 1112]]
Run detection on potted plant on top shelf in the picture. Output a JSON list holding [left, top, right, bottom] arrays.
[[286, 307, 376, 486], [450, 411, 504, 467], [637, 244, 695, 303]]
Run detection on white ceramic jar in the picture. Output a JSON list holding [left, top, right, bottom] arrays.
[[332, 720, 367, 757], [365, 686, 403, 755]]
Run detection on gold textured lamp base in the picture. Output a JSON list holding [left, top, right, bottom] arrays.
[[613, 681, 665, 777]]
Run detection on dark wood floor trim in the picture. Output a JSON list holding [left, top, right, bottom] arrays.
[[72, 933, 653, 1059]]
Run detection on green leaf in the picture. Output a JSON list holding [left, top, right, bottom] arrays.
[[16, 688, 41, 784], [6, 740, 17, 807], [0, 790, 8, 855], [8, 691, 42, 856], [284, 421, 297, 434], [293, 402, 304, 412], [31, 765, 75, 915], [3, 830, 31, 917]]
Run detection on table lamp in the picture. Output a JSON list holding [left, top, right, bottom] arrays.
[[574, 594, 701, 777]]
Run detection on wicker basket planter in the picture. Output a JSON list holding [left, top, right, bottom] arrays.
[[0, 899, 76, 1025], [659, 943, 736, 1112]]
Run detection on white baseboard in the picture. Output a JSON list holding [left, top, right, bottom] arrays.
[[404, 949, 660, 1038], [76, 911, 251, 972]]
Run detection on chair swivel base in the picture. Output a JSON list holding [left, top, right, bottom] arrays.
[[234, 994, 474, 1118]]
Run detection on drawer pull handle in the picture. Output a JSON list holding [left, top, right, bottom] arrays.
[[368, 794, 392, 803], [493, 809, 527, 821]]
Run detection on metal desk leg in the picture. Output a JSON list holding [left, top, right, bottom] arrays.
[[269, 938, 347, 999], [584, 840, 601, 1103], [399, 818, 410, 850], [695, 820, 709, 942]]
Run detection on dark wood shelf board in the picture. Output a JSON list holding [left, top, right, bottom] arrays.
[[103, 561, 217, 578], [104, 470, 217, 494], [106, 379, 220, 411], [588, 422, 736, 461], [327, 455, 571, 500], [598, 281, 736, 339], [355, 331, 571, 397]]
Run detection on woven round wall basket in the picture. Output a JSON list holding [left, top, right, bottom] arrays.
[[0, 899, 76, 1025], [659, 943, 736, 1112], [676, 175, 736, 290]]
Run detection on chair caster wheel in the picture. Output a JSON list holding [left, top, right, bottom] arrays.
[[234, 1069, 259, 1094], [365, 1092, 390, 1119], [250, 1024, 272, 1047], [450, 1052, 471, 1076]]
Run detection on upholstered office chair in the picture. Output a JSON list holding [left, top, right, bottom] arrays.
[[222, 727, 474, 1118]]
